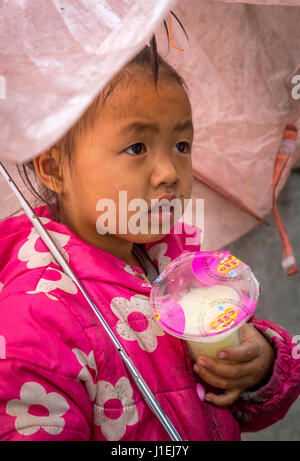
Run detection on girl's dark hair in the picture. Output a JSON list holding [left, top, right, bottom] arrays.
[[17, 11, 189, 223]]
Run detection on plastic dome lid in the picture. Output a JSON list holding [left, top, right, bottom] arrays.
[[150, 251, 260, 342]]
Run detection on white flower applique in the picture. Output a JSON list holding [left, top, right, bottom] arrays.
[[6, 382, 70, 436], [123, 264, 151, 285], [148, 242, 171, 273], [110, 294, 164, 353], [72, 348, 98, 402], [263, 328, 284, 342], [94, 377, 139, 441], [18, 217, 70, 269], [123, 265, 136, 277], [26, 267, 78, 301]]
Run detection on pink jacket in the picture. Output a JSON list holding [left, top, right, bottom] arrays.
[[0, 204, 299, 441]]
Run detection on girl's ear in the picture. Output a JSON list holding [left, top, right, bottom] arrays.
[[33, 147, 64, 194]]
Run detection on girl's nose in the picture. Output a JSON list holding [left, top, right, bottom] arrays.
[[150, 153, 179, 189]]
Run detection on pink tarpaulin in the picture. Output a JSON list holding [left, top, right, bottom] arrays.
[[0, 0, 300, 272], [218, 1, 300, 4]]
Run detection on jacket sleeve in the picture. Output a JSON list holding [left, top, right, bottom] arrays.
[[229, 317, 300, 432], [0, 290, 94, 441]]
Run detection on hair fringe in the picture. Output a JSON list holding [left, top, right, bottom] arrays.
[[170, 10, 189, 43]]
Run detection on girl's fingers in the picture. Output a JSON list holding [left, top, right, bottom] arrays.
[[195, 356, 254, 380], [216, 340, 261, 363], [218, 323, 265, 362], [205, 388, 242, 407], [193, 362, 241, 389]]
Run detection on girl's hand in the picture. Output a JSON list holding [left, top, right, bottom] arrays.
[[193, 323, 275, 406]]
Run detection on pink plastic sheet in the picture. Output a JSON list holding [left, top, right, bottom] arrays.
[[1, 0, 300, 253], [218, 1, 300, 4]]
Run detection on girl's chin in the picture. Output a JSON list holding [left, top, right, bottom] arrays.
[[116, 217, 177, 243], [127, 229, 175, 244]]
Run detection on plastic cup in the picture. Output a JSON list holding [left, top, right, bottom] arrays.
[[186, 327, 241, 362], [150, 251, 260, 362]]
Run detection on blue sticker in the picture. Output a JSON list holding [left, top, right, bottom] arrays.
[[217, 305, 224, 311], [229, 270, 237, 277]]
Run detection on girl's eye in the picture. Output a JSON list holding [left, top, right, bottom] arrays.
[[124, 143, 146, 155], [124, 142, 191, 155], [175, 142, 191, 154]]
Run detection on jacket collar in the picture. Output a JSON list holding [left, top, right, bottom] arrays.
[[0, 204, 201, 296]]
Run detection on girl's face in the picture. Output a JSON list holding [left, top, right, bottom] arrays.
[[37, 73, 194, 260]]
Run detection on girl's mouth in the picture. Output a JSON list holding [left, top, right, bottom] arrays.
[[147, 203, 175, 225], [146, 195, 177, 226]]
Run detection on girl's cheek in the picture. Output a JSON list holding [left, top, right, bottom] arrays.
[[182, 178, 193, 196]]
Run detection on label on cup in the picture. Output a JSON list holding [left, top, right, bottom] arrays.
[[192, 251, 248, 283], [209, 307, 238, 333]]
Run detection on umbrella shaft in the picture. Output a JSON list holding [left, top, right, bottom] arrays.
[[0, 161, 183, 442]]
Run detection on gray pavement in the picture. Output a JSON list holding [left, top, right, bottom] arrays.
[[222, 168, 300, 441]]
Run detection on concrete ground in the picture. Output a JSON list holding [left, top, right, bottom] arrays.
[[222, 168, 300, 441]]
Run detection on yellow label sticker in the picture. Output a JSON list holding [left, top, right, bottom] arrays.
[[217, 255, 242, 274], [153, 312, 161, 320], [209, 308, 238, 332]]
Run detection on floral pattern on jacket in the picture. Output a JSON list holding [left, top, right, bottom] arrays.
[[0, 205, 299, 440]]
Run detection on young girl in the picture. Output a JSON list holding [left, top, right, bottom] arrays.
[[0, 41, 299, 441]]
